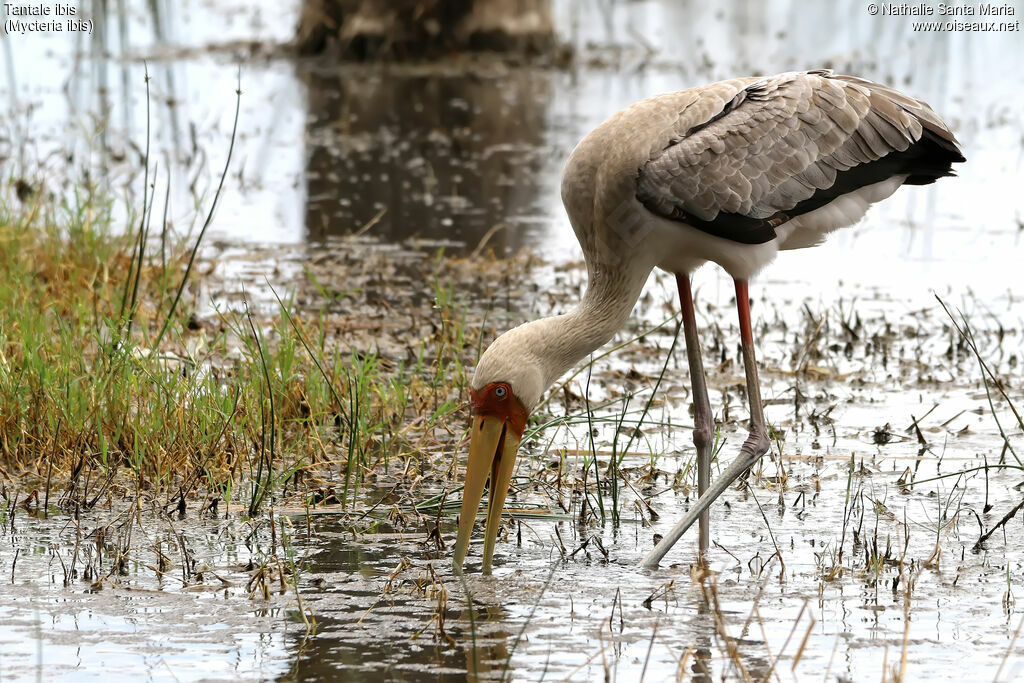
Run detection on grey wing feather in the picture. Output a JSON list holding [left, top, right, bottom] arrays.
[[636, 70, 963, 245]]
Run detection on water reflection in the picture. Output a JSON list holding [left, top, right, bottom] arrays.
[[691, 598, 714, 682], [278, 512, 805, 681], [6, 0, 1021, 267], [280, 521, 518, 681], [462, 605, 513, 682], [301, 63, 557, 253], [279, 610, 493, 682]]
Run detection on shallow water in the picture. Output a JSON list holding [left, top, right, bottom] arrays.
[[5, 2, 1023, 273], [2, 240, 1022, 680], [2, 0, 1024, 681], [3, 427, 1023, 681]]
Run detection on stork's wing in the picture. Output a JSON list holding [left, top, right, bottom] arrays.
[[636, 70, 965, 245]]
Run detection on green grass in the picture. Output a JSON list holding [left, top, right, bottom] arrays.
[[0, 178, 480, 515]]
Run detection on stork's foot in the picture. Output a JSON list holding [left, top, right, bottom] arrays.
[[639, 426, 769, 570], [739, 427, 770, 470]]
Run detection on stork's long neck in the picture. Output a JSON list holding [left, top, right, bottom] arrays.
[[527, 260, 653, 394], [477, 166, 661, 407]]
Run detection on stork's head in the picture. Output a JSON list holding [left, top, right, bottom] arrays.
[[452, 326, 546, 573]]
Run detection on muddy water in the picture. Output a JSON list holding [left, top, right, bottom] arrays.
[[291, 459, 1024, 681], [4, 408, 1022, 681], [3, 0, 1024, 681], [2, 253, 1022, 681]]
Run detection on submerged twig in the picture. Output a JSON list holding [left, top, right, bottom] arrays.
[[935, 295, 1022, 466], [974, 496, 1024, 551]]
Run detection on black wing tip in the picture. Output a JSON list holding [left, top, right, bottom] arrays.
[[903, 127, 966, 185], [922, 126, 967, 160]]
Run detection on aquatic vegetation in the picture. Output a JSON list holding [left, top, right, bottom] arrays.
[[2, 7, 1023, 677]]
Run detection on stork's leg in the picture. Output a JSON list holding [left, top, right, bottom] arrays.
[[639, 279, 770, 569], [733, 280, 769, 464], [675, 274, 713, 558]]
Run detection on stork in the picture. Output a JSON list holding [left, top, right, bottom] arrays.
[[452, 70, 964, 573]]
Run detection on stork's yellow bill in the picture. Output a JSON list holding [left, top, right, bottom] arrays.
[[453, 382, 527, 574]]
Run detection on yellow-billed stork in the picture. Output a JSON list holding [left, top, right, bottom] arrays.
[[452, 69, 965, 573]]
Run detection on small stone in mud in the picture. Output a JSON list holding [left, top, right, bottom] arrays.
[[872, 423, 893, 445]]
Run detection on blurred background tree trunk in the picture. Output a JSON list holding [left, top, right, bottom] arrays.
[[297, 0, 555, 58]]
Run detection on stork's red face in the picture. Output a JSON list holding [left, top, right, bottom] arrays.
[[453, 382, 529, 573]]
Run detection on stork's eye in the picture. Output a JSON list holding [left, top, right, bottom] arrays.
[[494, 385, 508, 400]]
